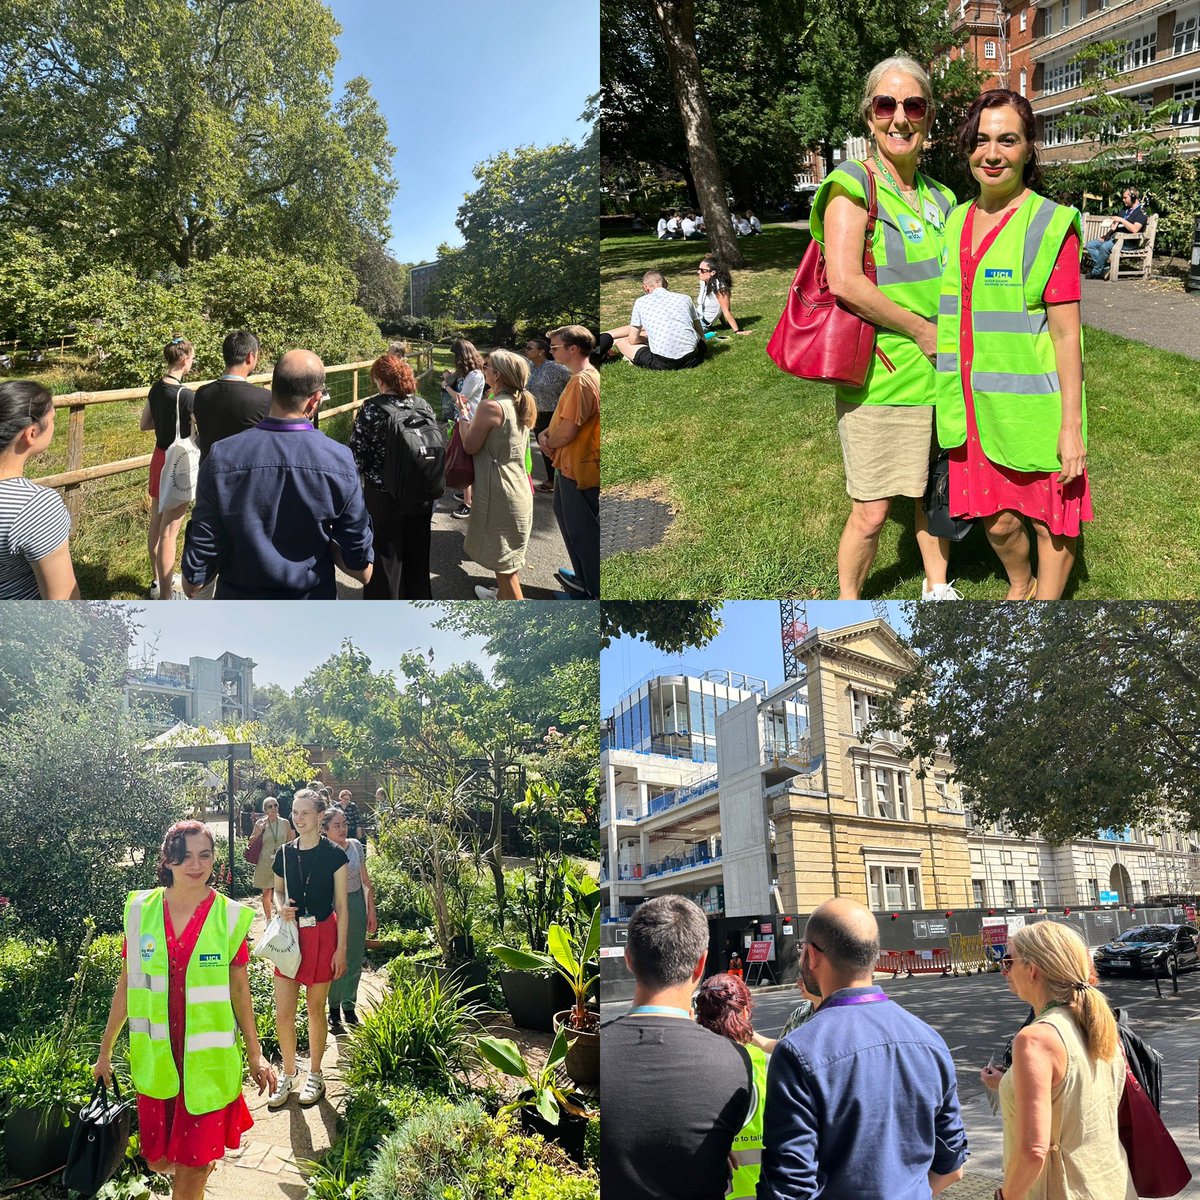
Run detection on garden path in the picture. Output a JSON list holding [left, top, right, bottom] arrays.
[[206, 910, 553, 1200]]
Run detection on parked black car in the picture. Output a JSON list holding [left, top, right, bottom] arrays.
[[1093, 924, 1199, 976]]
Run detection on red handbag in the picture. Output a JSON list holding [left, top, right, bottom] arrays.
[[766, 165, 886, 387], [444, 421, 475, 489], [1118, 1061, 1191, 1197]]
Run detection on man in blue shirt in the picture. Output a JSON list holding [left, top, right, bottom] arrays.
[[1084, 186, 1147, 279], [182, 349, 373, 599], [758, 898, 968, 1200]]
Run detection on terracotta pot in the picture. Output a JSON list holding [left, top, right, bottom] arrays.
[[553, 1008, 600, 1087]]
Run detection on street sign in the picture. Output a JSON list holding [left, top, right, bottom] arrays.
[[1099, 890, 1119, 904], [746, 940, 774, 963]]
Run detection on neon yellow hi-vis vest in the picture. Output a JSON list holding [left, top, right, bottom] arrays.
[[935, 194, 1085, 473], [728, 1042, 769, 1199], [810, 161, 955, 406], [124, 888, 254, 1114]]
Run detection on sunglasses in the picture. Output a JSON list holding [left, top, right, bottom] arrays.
[[871, 95, 929, 122], [1000, 955, 1016, 971]]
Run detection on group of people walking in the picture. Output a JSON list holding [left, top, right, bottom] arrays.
[[0, 326, 599, 600], [92, 786, 378, 1199], [604, 893, 1145, 1200]]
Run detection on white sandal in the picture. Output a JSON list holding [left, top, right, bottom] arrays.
[[298, 1072, 325, 1107]]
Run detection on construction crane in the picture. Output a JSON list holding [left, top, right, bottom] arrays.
[[870, 599, 888, 622], [779, 600, 809, 681]]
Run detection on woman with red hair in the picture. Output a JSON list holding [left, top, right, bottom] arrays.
[[695, 973, 775, 1200], [349, 353, 441, 599]]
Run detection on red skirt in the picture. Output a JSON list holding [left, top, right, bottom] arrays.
[[137, 1090, 253, 1169], [148, 446, 166, 499], [276, 912, 338, 985]]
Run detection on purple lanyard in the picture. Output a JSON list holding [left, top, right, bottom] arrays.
[[815, 991, 890, 1013]]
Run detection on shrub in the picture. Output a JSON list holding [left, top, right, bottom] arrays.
[[342, 973, 479, 1095]]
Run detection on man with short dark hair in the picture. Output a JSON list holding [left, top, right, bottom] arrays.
[[541, 325, 599, 599], [1085, 187, 1147, 279], [601, 896, 754, 1200], [182, 349, 373, 599], [758, 897, 968, 1200], [192, 329, 272, 462]]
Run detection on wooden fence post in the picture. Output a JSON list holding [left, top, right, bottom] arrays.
[[351, 367, 359, 408], [64, 402, 86, 523]]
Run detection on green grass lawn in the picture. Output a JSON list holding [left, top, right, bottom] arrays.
[[601, 226, 1200, 599], [21, 348, 457, 598]]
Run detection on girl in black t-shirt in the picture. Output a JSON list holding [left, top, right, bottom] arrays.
[[139, 335, 195, 599], [267, 788, 348, 1110]]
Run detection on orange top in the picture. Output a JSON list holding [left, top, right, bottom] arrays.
[[548, 365, 600, 490]]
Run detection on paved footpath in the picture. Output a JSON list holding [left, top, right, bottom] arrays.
[[1079, 274, 1200, 361]]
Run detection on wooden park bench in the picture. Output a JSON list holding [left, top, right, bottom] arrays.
[[1081, 211, 1158, 281]]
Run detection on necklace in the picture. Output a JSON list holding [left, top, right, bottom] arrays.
[[163, 373, 181, 383], [874, 154, 918, 197], [1038, 999, 1069, 1016]]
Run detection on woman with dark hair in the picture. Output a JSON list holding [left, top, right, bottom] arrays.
[[935, 89, 1090, 600], [457, 348, 537, 599], [442, 338, 487, 519], [694, 973, 774, 1200], [267, 788, 348, 1111], [349, 352, 439, 599], [523, 335, 570, 492], [140, 336, 195, 600], [695, 258, 749, 336], [0, 379, 78, 599], [93, 821, 276, 1200], [320, 806, 375, 1032]]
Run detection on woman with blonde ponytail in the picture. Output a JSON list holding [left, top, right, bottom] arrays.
[[983, 921, 1133, 1200], [454, 348, 536, 599]]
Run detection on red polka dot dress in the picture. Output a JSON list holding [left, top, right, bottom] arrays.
[[122, 891, 253, 1167], [949, 203, 1094, 536]]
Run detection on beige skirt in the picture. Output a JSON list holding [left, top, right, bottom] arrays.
[[836, 400, 935, 501]]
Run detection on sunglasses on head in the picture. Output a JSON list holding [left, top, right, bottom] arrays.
[[871, 94, 929, 122]]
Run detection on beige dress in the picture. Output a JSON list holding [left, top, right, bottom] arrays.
[[251, 816, 294, 889], [463, 393, 532, 574], [999, 1007, 1135, 1200]]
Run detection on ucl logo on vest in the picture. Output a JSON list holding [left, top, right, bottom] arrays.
[[198, 953, 223, 966], [139, 934, 156, 961], [901, 215, 925, 244], [983, 268, 1018, 287]]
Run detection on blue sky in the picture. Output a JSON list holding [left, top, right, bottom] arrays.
[[329, 0, 599, 267], [118, 603, 492, 692], [600, 601, 912, 713]]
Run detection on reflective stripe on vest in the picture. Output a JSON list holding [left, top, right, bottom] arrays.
[[934, 194, 1085, 472], [728, 1043, 769, 1199], [810, 161, 955, 406], [124, 889, 255, 1113]]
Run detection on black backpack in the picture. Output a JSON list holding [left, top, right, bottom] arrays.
[[370, 394, 446, 512], [1115, 1008, 1163, 1110]]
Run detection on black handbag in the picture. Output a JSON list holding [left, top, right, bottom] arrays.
[[922, 450, 976, 542], [61, 1077, 133, 1196]]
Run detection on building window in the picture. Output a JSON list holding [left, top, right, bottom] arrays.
[[1061, 0, 1069, 28], [1087, 878, 1099, 902], [851, 688, 885, 734], [867, 864, 922, 911], [1003, 879, 1017, 906], [1117, 31, 1157, 72], [1142, 880, 1151, 901], [1030, 880, 1043, 905], [856, 762, 909, 820], [1019, 67, 1027, 97], [1175, 14, 1198, 56], [984, 39, 997, 59], [972, 879, 986, 906], [1020, 8, 1027, 31], [1001, 850, 1013, 865], [1084, 851, 1095, 865], [1045, 6, 1054, 33]]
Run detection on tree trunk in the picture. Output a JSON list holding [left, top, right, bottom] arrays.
[[651, 0, 744, 268], [485, 760, 507, 931]]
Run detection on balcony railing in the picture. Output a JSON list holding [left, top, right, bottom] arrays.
[[642, 848, 723, 880], [1031, 0, 1176, 63], [646, 771, 719, 817]]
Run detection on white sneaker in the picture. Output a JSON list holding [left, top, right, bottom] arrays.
[[921, 579, 963, 601], [267, 1072, 296, 1110], [298, 1072, 325, 1107], [474, 585, 498, 600], [148, 580, 161, 600]]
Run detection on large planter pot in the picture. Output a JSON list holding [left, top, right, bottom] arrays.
[[498, 970, 573, 1033], [408, 960, 490, 1007], [553, 1009, 600, 1087], [4, 1104, 76, 1181], [519, 1102, 587, 1166]]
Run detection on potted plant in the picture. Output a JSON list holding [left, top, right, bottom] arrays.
[[492, 878, 599, 1085], [0, 1031, 94, 1181], [476, 1026, 595, 1165]]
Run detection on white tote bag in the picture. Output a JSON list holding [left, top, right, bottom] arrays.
[[252, 843, 301, 978], [158, 384, 200, 513]]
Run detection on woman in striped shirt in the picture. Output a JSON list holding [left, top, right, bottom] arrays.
[[0, 380, 79, 599]]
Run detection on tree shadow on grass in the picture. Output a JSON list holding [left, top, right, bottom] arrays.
[[601, 228, 811, 284], [78, 562, 151, 600]]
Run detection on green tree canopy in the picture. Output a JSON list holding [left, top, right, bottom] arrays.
[[875, 603, 1200, 842], [600, 601, 723, 651], [0, 0, 396, 275], [428, 103, 599, 339]]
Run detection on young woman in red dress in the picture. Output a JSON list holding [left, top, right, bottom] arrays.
[[94, 822, 276, 1200]]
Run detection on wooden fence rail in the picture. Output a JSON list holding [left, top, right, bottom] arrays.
[[35, 343, 438, 522]]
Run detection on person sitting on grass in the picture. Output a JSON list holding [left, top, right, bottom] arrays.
[[594, 271, 706, 371], [696, 258, 751, 337]]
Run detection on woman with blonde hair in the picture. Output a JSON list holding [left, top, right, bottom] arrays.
[[455, 348, 536, 599], [982, 920, 1133, 1200]]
